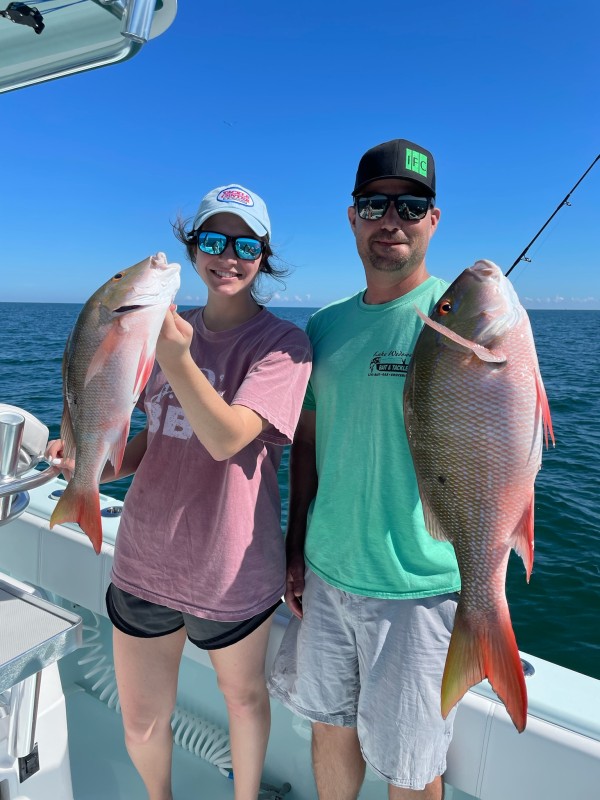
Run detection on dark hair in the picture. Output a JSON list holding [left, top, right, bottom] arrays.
[[172, 215, 289, 303]]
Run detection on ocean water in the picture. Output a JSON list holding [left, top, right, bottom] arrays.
[[1, 302, 599, 681]]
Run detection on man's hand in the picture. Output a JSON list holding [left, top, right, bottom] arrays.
[[285, 551, 306, 619]]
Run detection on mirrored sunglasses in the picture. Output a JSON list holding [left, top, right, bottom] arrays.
[[355, 194, 433, 221], [196, 231, 264, 261]]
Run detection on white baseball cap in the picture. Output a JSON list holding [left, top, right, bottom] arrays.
[[192, 184, 271, 239]]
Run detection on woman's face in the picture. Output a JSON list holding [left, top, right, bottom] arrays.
[[193, 213, 264, 298]]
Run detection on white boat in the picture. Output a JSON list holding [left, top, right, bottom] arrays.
[[1, 405, 600, 800], [1, 3, 599, 798]]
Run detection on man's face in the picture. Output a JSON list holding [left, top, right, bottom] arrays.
[[348, 178, 440, 279]]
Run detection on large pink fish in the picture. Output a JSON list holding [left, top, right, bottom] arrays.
[[403, 260, 554, 732], [50, 253, 180, 553]]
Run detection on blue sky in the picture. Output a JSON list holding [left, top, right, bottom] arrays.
[[2, 0, 599, 309]]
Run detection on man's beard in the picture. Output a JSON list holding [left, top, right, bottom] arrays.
[[367, 251, 410, 272], [362, 238, 423, 274]]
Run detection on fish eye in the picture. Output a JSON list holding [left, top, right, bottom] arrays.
[[437, 300, 452, 315], [112, 273, 123, 281]]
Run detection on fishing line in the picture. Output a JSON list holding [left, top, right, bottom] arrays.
[[506, 154, 600, 278]]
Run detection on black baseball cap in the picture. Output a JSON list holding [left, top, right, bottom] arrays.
[[352, 138, 436, 197]]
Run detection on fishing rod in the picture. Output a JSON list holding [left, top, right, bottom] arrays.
[[505, 153, 600, 278]]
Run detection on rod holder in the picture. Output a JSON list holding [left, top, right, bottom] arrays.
[[0, 412, 25, 522]]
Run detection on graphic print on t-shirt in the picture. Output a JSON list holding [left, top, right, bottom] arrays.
[[147, 369, 225, 440], [368, 349, 412, 377]]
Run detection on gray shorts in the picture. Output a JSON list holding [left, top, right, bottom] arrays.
[[267, 568, 458, 790]]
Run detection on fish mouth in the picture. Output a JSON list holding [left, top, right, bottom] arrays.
[[114, 304, 143, 314], [463, 261, 526, 340], [469, 260, 502, 282]]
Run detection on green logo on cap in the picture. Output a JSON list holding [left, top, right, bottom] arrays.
[[406, 149, 428, 178]]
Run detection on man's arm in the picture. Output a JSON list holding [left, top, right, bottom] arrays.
[[285, 409, 317, 619]]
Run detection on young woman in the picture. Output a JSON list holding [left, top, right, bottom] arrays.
[[55, 184, 311, 800]]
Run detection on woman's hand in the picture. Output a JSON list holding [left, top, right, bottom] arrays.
[[45, 439, 75, 482], [156, 305, 194, 369]]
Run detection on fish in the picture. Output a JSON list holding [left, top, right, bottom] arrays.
[[403, 259, 554, 733], [49, 252, 181, 554]]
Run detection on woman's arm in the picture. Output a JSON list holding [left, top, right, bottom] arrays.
[[155, 309, 268, 462]]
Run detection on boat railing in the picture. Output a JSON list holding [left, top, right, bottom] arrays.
[[0, 410, 61, 527]]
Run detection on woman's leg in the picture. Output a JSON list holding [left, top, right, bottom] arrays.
[[113, 626, 187, 800], [209, 616, 274, 800]]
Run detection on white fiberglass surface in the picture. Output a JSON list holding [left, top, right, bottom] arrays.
[[54, 604, 342, 800], [55, 600, 479, 800], [65, 688, 473, 800]]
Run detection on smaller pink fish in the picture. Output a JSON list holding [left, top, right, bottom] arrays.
[[50, 253, 180, 553]]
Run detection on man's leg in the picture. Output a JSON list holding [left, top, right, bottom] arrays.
[[312, 722, 366, 800]]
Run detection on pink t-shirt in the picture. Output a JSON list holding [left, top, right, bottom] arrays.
[[111, 307, 312, 620]]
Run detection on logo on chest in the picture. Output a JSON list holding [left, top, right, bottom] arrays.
[[368, 350, 411, 377]]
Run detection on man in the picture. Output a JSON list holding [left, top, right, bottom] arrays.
[[268, 139, 461, 800]]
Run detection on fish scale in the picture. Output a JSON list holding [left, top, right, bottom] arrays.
[[404, 259, 554, 732]]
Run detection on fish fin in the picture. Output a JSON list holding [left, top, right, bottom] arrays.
[[442, 603, 528, 733], [107, 422, 130, 475], [132, 344, 156, 403], [84, 323, 123, 388], [511, 496, 535, 582], [414, 305, 507, 364], [421, 495, 453, 542], [58, 341, 77, 460], [49, 482, 103, 554], [59, 401, 77, 462], [535, 369, 555, 449]]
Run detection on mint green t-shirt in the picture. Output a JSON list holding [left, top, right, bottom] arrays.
[[303, 277, 461, 599]]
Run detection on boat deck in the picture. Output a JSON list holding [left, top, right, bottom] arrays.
[[66, 689, 236, 800]]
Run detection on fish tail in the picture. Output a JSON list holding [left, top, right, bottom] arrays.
[[49, 483, 103, 554], [441, 603, 528, 732]]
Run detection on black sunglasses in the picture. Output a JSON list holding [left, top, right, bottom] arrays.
[[196, 230, 265, 261], [355, 194, 433, 221]]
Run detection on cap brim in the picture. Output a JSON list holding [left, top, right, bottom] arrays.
[[352, 176, 435, 197], [193, 208, 269, 238]]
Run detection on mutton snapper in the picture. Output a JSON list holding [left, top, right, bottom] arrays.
[[50, 253, 180, 553], [403, 260, 554, 733]]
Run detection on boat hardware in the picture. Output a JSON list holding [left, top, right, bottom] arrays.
[[258, 780, 292, 799], [0, 2, 45, 35], [101, 505, 123, 517], [0, 410, 61, 525], [521, 658, 535, 677], [0, 411, 24, 522]]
